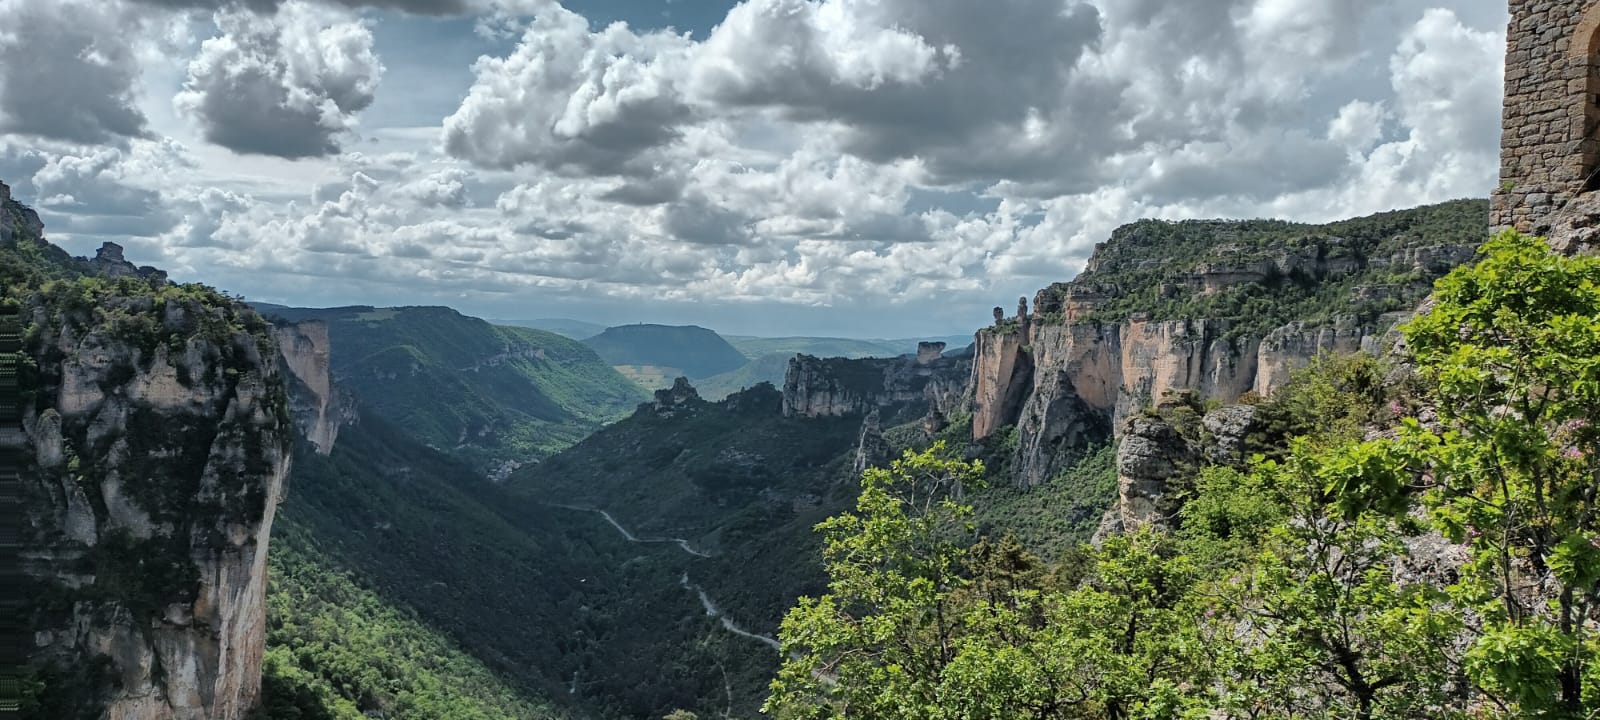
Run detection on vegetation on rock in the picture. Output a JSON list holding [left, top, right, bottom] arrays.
[[1035, 199, 1489, 339], [768, 232, 1600, 718]]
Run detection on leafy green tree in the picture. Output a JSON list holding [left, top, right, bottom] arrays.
[[1207, 440, 1465, 720], [765, 442, 987, 718], [1400, 231, 1600, 715], [767, 444, 1212, 720]]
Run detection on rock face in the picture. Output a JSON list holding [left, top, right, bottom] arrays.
[[12, 187, 293, 719], [852, 408, 890, 475], [970, 329, 1030, 439], [1093, 401, 1257, 541], [649, 376, 703, 417], [1111, 414, 1196, 533], [1012, 369, 1105, 488], [1252, 316, 1396, 396], [1201, 404, 1259, 466], [782, 350, 970, 422], [972, 316, 1392, 444], [272, 320, 349, 454], [88, 241, 169, 283], [1542, 192, 1600, 255]]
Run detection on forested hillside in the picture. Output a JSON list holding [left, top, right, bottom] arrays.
[[255, 304, 646, 473]]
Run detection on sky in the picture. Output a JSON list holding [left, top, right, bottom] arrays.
[[0, 0, 1507, 338]]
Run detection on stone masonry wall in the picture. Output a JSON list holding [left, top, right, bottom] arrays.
[[1493, 0, 1600, 232]]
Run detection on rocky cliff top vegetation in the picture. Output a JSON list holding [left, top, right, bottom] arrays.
[[1031, 198, 1489, 339]]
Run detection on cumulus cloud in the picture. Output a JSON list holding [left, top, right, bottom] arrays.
[[6, 0, 1510, 336], [442, 0, 694, 175], [689, 0, 1104, 185], [123, 0, 469, 14], [175, 2, 384, 159], [0, 0, 151, 145]]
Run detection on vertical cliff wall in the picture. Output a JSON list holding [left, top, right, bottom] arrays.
[[271, 320, 350, 455], [782, 343, 970, 423], [967, 200, 1488, 487], [8, 185, 294, 720]]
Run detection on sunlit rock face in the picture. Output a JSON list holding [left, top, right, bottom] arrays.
[[10, 184, 294, 720]]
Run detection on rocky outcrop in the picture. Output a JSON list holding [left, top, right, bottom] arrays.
[[1200, 404, 1259, 466], [24, 311, 290, 719], [649, 376, 703, 417], [0, 179, 42, 242], [1012, 369, 1105, 488], [14, 187, 293, 720], [782, 350, 970, 422], [88, 241, 169, 283], [852, 408, 890, 475], [1111, 414, 1196, 533], [272, 320, 350, 454], [969, 329, 1030, 439], [1093, 399, 1261, 542]]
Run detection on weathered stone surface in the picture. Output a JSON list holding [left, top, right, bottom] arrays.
[[1492, 0, 1600, 232], [649, 376, 703, 417], [14, 190, 292, 720], [1201, 404, 1259, 466], [852, 408, 890, 476], [272, 320, 349, 454], [969, 328, 1031, 439], [783, 351, 969, 421], [1253, 317, 1386, 396], [1540, 190, 1600, 253], [1114, 415, 1195, 532], [1012, 369, 1105, 488]]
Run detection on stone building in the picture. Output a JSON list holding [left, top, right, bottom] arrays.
[[1493, 0, 1600, 233]]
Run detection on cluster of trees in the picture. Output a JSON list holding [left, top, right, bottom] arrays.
[[767, 232, 1600, 719]]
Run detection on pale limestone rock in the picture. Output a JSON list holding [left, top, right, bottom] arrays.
[[1012, 369, 1103, 488], [783, 351, 969, 421]]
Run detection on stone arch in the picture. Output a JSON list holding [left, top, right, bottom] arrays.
[[1575, 2, 1600, 190]]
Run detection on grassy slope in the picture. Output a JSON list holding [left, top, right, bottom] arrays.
[[493, 317, 607, 339], [257, 305, 647, 470], [582, 324, 748, 378]]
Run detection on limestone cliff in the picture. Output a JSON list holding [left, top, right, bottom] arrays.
[[1092, 396, 1258, 541], [966, 200, 1487, 488], [271, 320, 352, 455], [8, 183, 294, 719], [782, 342, 970, 422]]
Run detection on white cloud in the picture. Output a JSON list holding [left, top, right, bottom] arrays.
[[441, 0, 694, 175], [0, 0, 151, 145], [2, 0, 1511, 336], [175, 1, 384, 159]]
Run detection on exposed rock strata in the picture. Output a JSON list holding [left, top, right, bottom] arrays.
[[782, 350, 970, 422], [11, 186, 294, 720], [852, 408, 890, 475], [272, 320, 351, 454]]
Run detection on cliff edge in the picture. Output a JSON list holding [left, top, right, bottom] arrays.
[[7, 181, 296, 719]]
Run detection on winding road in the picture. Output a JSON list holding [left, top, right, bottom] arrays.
[[550, 502, 780, 652]]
